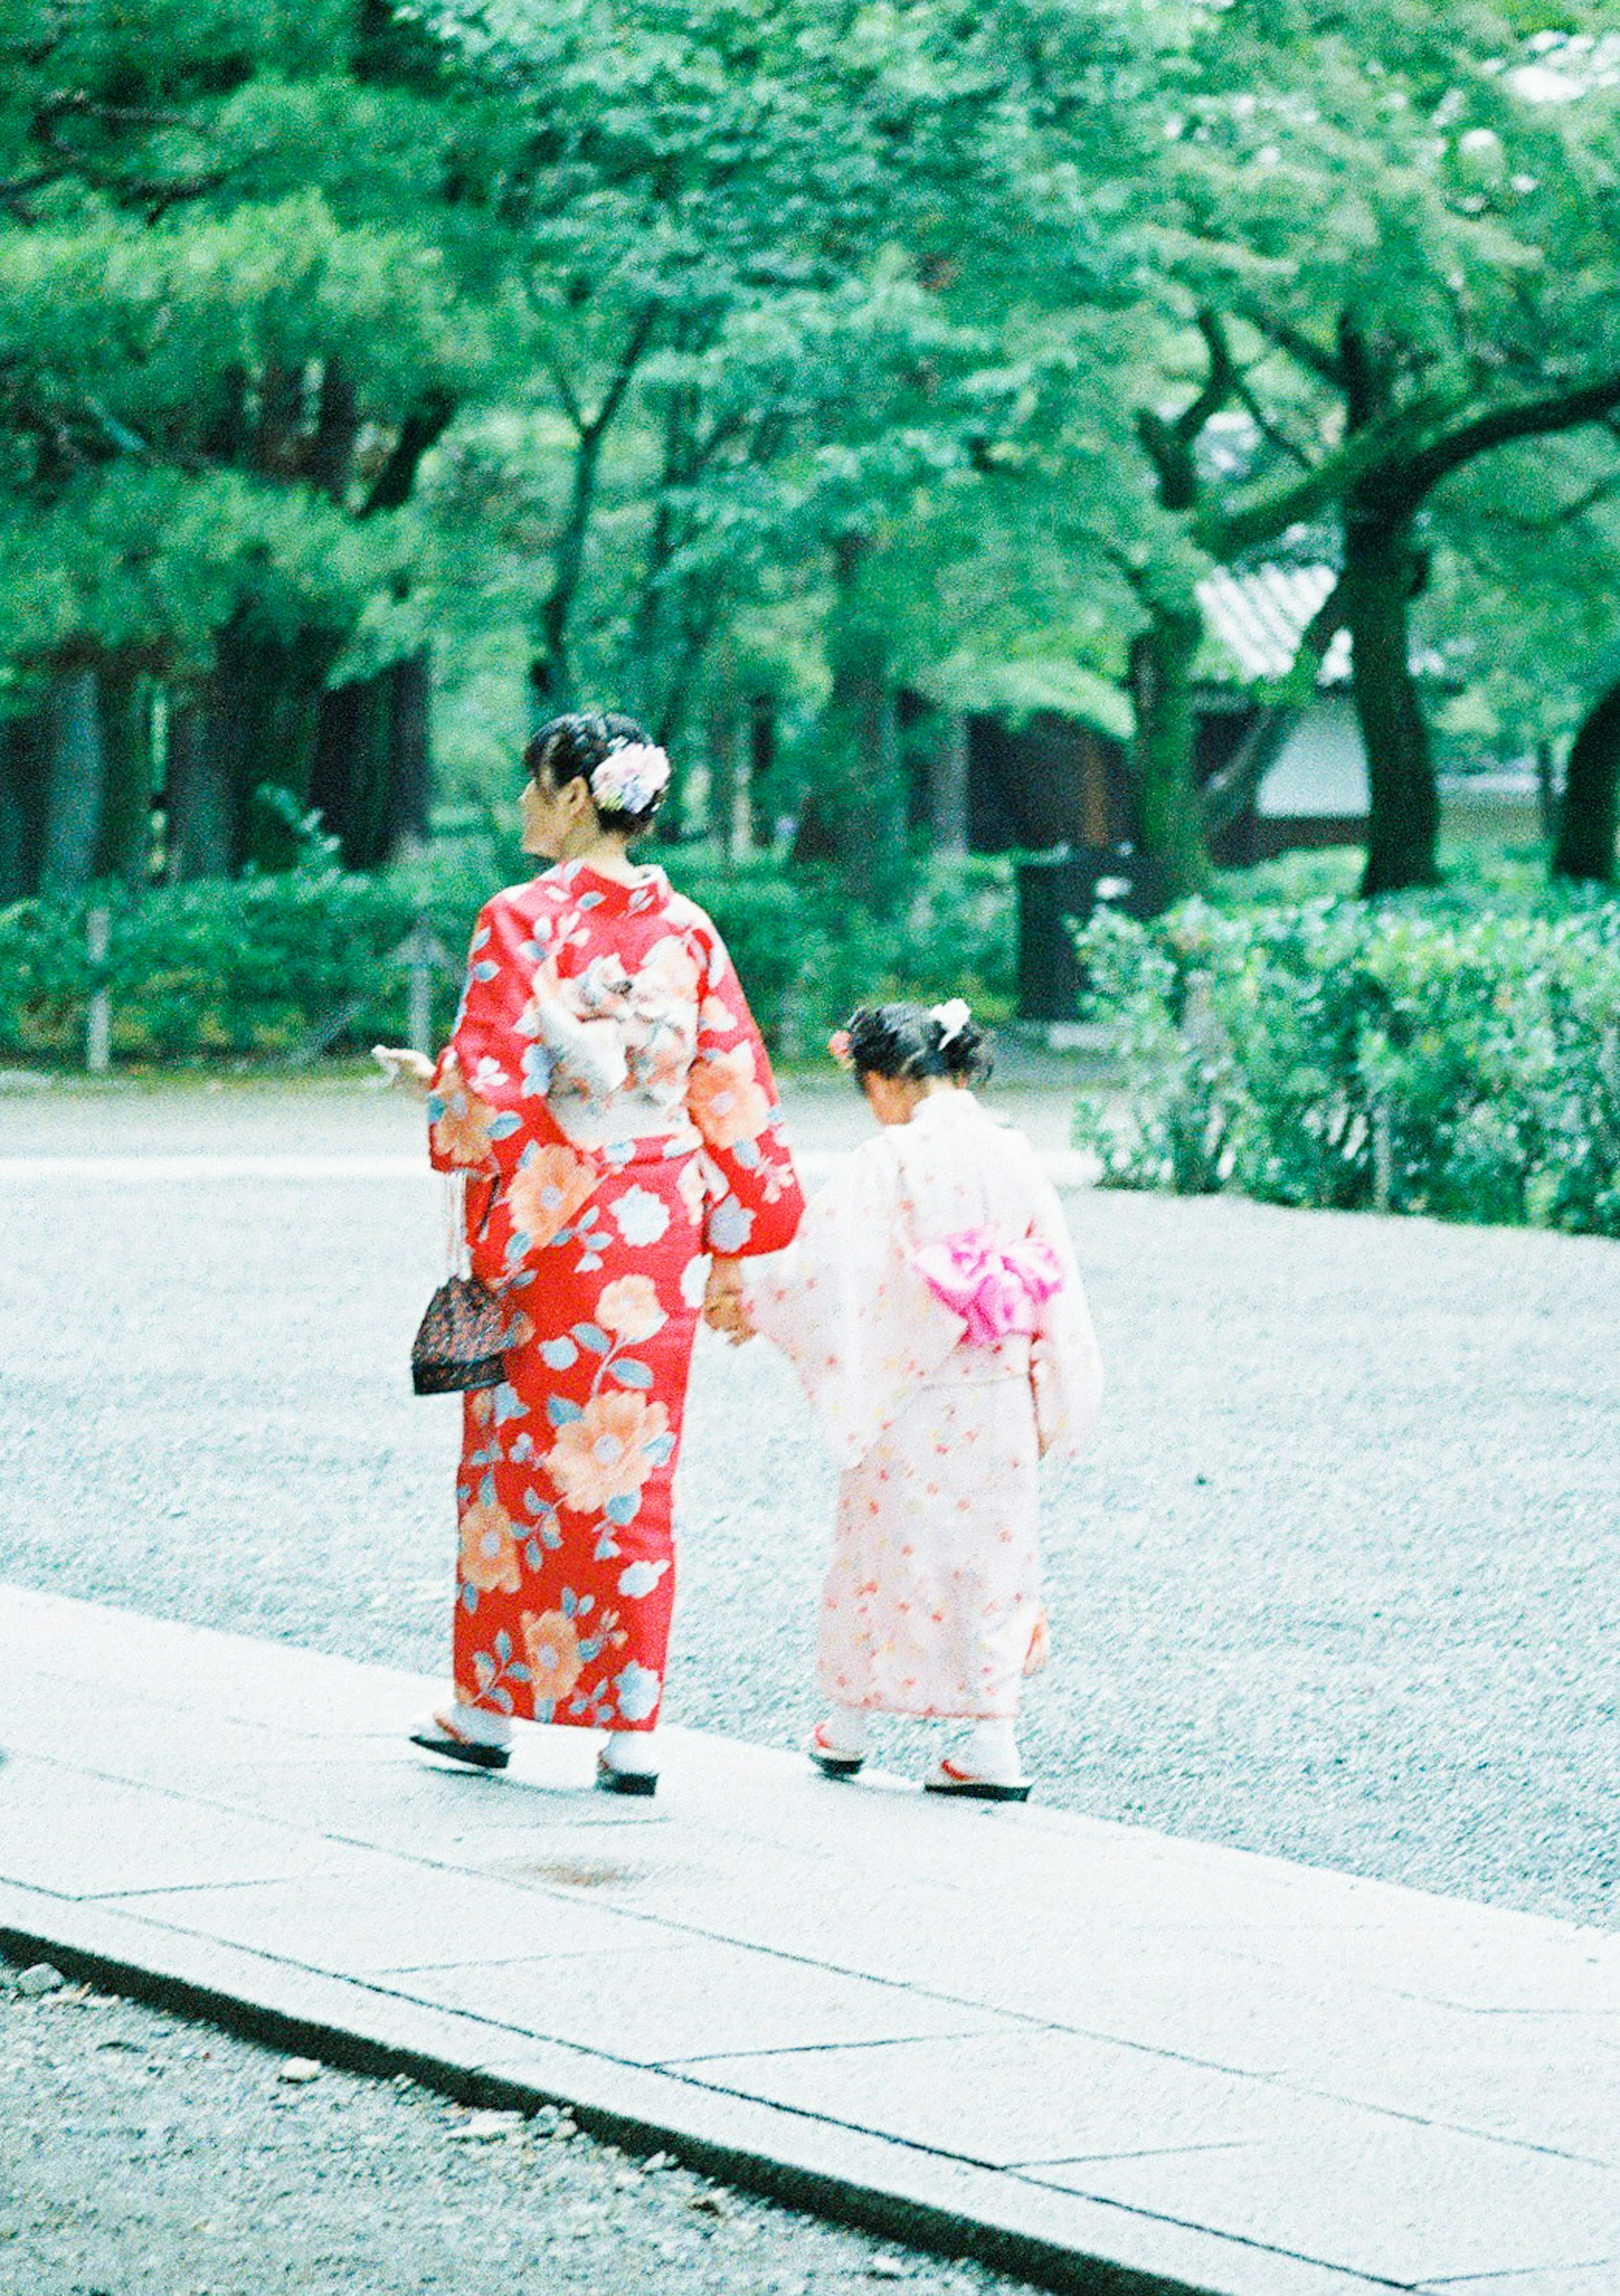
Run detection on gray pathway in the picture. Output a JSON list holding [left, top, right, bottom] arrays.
[[1, 1076, 1615, 1927], [2, 1585, 1617, 2296]]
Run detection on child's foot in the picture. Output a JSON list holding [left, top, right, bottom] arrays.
[[923, 1755, 1030, 1803], [924, 1717, 1027, 1800], [807, 1715, 867, 1779]]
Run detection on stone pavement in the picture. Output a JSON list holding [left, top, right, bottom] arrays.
[[2, 1586, 1616, 2296]]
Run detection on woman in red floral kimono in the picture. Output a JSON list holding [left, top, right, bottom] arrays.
[[379, 713, 802, 1795]]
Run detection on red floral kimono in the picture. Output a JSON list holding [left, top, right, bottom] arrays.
[[427, 860, 802, 1734]]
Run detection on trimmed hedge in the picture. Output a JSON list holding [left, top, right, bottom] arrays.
[[0, 844, 1017, 1066], [1075, 897, 1620, 1237]]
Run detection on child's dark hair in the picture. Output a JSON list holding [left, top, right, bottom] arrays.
[[842, 1001, 992, 1087], [522, 710, 669, 835]]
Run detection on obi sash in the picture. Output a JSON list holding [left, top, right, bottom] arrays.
[[911, 1226, 1064, 1347]]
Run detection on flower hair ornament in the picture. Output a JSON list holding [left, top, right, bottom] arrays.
[[589, 741, 671, 814], [931, 997, 972, 1048], [827, 1028, 853, 1070]]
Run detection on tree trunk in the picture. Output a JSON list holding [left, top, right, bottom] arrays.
[[1343, 510, 1438, 895], [386, 648, 433, 857], [94, 671, 155, 886], [165, 701, 234, 881], [1130, 606, 1211, 902], [793, 535, 907, 900], [40, 669, 106, 894], [748, 696, 776, 849], [704, 643, 747, 857], [0, 709, 48, 902], [929, 710, 971, 857], [210, 624, 340, 871], [1553, 673, 1620, 883], [311, 650, 433, 868]]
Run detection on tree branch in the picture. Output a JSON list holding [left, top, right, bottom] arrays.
[[1391, 372, 1620, 514], [1198, 393, 1449, 560], [1174, 310, 1237, 448], [359, 389, 457, 517], [1234, 305, 1345, 388]]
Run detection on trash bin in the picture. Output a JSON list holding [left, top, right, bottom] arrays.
[[1015, 848, 1167, 1022]]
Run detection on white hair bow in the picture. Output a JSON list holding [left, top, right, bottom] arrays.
[[931, 998, 972, 1048]]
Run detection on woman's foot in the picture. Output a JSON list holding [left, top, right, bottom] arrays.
[[807, 1715, 867, 1779], [410, 1703, 512, 1773], [596, 1732, 659, 1797]]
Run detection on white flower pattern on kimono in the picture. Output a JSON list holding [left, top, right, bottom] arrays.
[[612, 1186, 671, 1246], [614, 1661, 662, 1721]]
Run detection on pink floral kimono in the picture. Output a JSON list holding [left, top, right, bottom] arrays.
[[427, 860, 802, 1735], [745, 1091, 1101, 1721]]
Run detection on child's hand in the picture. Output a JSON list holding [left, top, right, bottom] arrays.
[[703, 1257, 754, 1344]]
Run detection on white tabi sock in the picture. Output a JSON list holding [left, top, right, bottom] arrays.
[[600, 1730, 659, 1777], [821, 1704, 870, 1758], [432, 1698, 511, 1751], [961, 1717, 1022, 1783]]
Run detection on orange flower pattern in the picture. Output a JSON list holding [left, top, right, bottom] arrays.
[[437, 861, 803, 1733], [505, 1143, 597, 1250], [520, 1609, 583, 1705], [597, 1274, 667, 1343], [687, 1041, 771, 1152], [545, 1388, 672, 1515], [459, 1498, 521, 1595]]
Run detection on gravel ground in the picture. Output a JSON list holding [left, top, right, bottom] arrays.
[[0, 1962, 1030, 2296], [2, 1074, 1617, 1934]]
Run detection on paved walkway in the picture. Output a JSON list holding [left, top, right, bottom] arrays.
[[3, 1587, 1616, 2296]]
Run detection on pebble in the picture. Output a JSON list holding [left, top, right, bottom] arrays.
[[869, 2260, 909, 2281], [276, 2058, 322, 2084], [14, 1965, 65, 1998], [450, 2110, 524, 2142]]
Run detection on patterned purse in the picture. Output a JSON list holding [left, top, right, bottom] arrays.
[[411, 1174, 506, 1396]]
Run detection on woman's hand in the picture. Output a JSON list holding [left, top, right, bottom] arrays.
[[373, 1045, 435, 1101], [702, 1256, 754, 1344]]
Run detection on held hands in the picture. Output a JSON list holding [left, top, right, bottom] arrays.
[[373, 1045, 435, 1101], [702, 1256, 755, 1345]]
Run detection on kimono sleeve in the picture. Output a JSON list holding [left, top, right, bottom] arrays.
[[684, 922, 804, 1258], [744, 1141, 961, 1471], [427, 896, 598, 1252], [1026, 1166, 1104, 1459]]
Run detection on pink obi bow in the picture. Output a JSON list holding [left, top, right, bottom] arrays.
[[912, 1227, 1064, 1347]]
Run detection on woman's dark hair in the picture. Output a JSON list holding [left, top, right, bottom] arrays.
[[842, 1002, 992, 1087], [522, 711, 669, 835]]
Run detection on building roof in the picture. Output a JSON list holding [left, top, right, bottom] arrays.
[[1197, 565, 1352, 686]]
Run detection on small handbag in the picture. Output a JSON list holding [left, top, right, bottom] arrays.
[[411, 1173, 507, 1396]]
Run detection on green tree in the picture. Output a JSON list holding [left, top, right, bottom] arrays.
[[0, 0, 523, 885], [1141, 0, 1620, 894]]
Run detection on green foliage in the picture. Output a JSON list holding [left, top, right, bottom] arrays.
[[0, 842, 1016, 1064], [667, 849, 1018, 1052], [0, 864, 421, 1060], [1076, 893, 1620, 1235]]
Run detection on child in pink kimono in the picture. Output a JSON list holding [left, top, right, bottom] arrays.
[[714, 1001, 1102, 1800]]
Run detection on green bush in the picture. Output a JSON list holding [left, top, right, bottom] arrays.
[[0, 841, 1016, 1067], [0, 864, 428, 1061], [1075, 895, 1620, 1237], [668, 848, 1017, 1056]]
